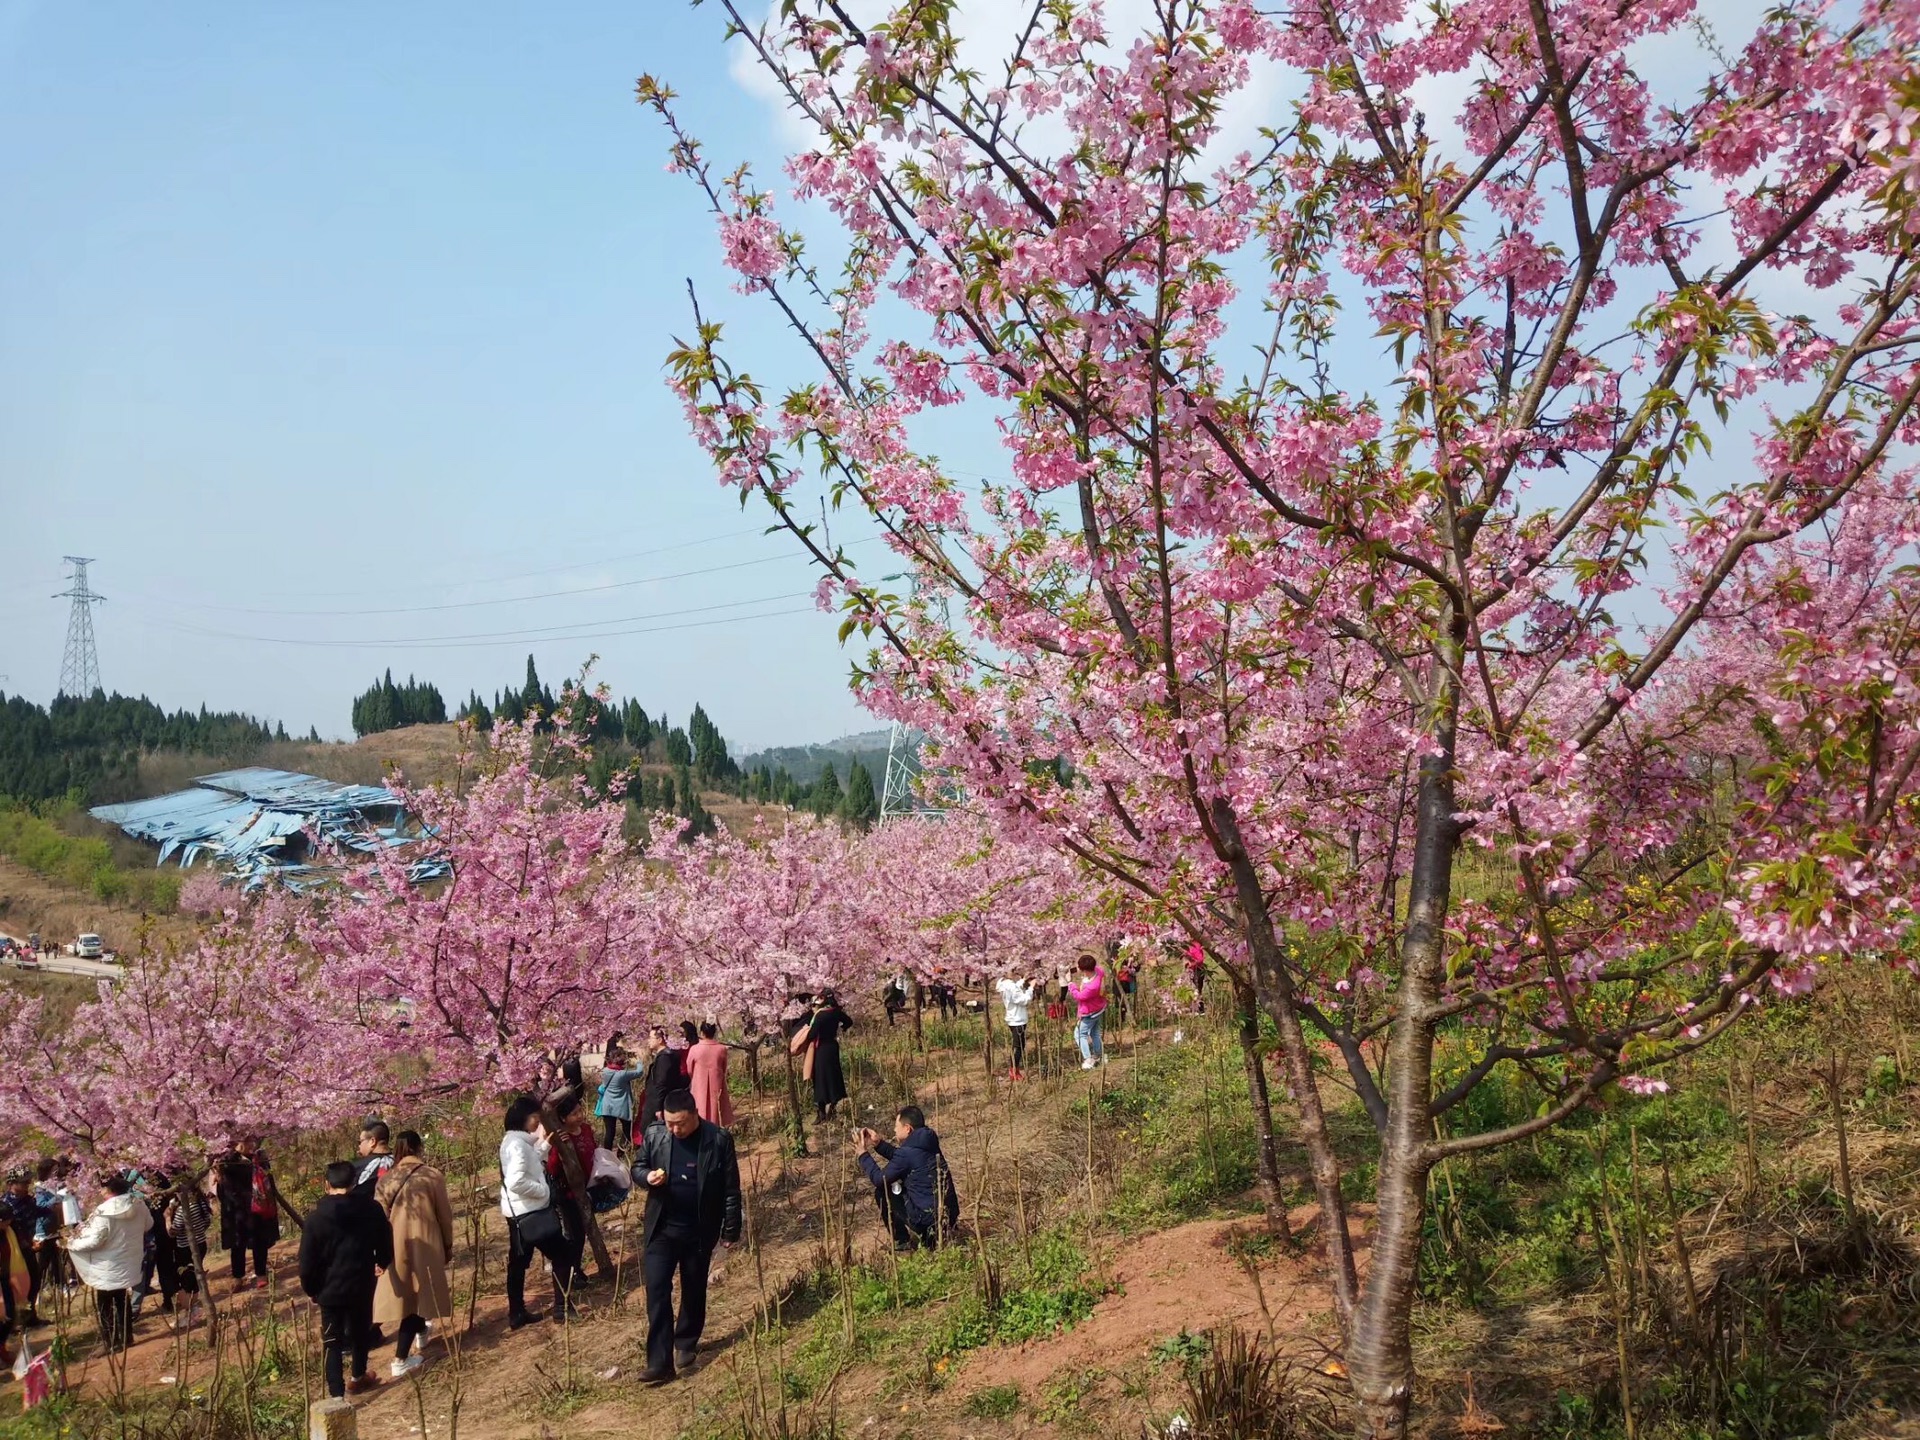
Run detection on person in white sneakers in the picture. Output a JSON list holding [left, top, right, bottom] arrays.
[[1068, 953, 1109, 1069], [64, 1172, 151, 1354], [995, 975, 1037, 1079], [374, 1131, 456, 1378]]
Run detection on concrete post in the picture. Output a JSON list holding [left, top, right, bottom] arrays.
[[310, 1398, 358, 1440]]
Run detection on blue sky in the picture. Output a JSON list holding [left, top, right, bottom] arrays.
[[0, 0, 1822, 748], [0, 1, 877, 747]]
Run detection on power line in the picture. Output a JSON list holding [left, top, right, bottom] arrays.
[[124, 600, 821, 652], [121, 552, 792, 619], [118, 536, 881, 620], [125, 591, 814, 648], [135, 524, 771, 608]]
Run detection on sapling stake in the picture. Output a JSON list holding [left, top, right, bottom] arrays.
[[1826, 1051, 1858, 1227], [1658, 1156, 1701, 1331], [1594, 1195, 1637, 1440]]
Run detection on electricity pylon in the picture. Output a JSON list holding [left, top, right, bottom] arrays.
[[54, 557, 104, 697]]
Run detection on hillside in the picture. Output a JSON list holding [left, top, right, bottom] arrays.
[[20, 973, 1920, 1440], [740, 727, 903, 786]]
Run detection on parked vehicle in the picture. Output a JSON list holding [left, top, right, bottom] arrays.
[[75, 933, 104, 959], [14, 951, 39, 970]]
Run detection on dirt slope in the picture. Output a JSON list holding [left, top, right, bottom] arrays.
[[59, 1029, 1344, 1440], [0, 855, 198, 956]]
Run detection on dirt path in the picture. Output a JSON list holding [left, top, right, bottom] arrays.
[[52, 1019, 1346, 1439]]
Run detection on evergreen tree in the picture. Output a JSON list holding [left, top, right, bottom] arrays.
[[621, 700, 654, 750], [348, 672, 446, 737], [841, 759, 879, 830], [688, 704, 740, 784], [811, 761, 842, 818], [664, 727, 693, 768], [0, 691, 278, 805], [521, 656, 545, 716]]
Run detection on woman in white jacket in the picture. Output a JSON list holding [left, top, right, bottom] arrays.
[[65, 1172, 151, 1353], [498, 1094, 580, 1328]]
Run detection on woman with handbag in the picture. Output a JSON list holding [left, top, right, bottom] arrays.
[[802, 992, 854, 1121], [374, 1131, 456, 1377], [498, 1096, 580, 1330]]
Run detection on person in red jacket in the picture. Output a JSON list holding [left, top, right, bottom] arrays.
[[544, 1091, 598, 1285]]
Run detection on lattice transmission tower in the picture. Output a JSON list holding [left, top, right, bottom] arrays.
[[880, 722, 933, 822], [877, 569, 949, 823], [54, 557, 104, 698]]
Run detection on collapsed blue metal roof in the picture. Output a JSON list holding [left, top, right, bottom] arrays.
[[91, 767, 448, 888]]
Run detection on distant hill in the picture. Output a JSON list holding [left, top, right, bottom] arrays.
[[739, 728, 909, 786]]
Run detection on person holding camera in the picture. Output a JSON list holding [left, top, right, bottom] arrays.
[[631, 1089, 742, 1386], [854, 1105, 960, 1252], [995, 974, 1037, 1080]]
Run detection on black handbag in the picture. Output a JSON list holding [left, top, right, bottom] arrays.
[[512, 1205, 563, 1249], [501, 1165, 564, 1249]]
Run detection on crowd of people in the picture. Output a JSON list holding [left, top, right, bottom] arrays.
[[0, 944, 1179, 1405]]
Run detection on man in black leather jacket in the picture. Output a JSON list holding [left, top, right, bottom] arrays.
[[631, 1089, 742, 1384]]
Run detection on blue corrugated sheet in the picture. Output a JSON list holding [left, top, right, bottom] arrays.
[[91, 767, 449, 889]]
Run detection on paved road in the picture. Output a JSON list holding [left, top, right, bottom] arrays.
[[0, 932, 121, 981]]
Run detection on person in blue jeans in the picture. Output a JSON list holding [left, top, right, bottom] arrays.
[[1069, 953, 1107, 1069]]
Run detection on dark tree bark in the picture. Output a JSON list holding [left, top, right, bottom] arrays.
[[1229, 971, 1291, 1239], [1344, 681, 1461, 1439]]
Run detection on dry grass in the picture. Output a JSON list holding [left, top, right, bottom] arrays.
[[0, 967, 102, 1031]]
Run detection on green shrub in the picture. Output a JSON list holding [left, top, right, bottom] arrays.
[[0, 802, 180, 915], [964, 1384, 1021, 1419]]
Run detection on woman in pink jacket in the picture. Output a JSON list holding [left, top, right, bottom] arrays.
[[685, 1023, 735, 1127], [1068, 953, 1108, 1070]]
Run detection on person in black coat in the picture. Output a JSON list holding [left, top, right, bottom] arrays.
[[856, 1105, 961, 1251], [639, 1026, 684, 1129], [216, 1138, 281, 1289], [298, 1161, 394, 1399], [1, 1173, 50, 1321], [629, 1090, 742, 1386], [803, 992, 854, 1120]]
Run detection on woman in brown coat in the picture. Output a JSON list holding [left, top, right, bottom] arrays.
[[372, 1132, 456, 1377]]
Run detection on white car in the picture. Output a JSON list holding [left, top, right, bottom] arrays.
[[75, 933, 104, 959]]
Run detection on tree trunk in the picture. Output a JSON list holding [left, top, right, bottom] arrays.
[[1231, 973, 1291, 1239], [538, 1104, 614, 1277], [783, 1044, 809, 1154], [910, 982, 925, 1052], [1345, 697, 1460, 1440], [983, 977, 996, 1076], [1213, 799, 1360, 1334]]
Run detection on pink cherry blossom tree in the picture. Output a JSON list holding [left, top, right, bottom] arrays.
[[304, 710, 660, 1097], [654, 2, 1920, 1431], [0, 886, 375, 1171]]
